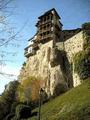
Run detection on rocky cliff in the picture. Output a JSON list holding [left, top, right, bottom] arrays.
[[19, 23, 90, 97], [19, 40, 70, 96]]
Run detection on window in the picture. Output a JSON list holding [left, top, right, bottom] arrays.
[[51, 15, 53, 20], [47, 31, 50, 35], [47, 15, 50, 20], [44, 25, 46, 30], [47, 24, 50, 28], [40, 34, 42, 37], [43, 32, 46, 36], [44, 17, 46, 22]]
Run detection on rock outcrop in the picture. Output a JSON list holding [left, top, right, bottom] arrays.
[[19, 28, 87, 97], [19, 40, 70, 96], [19, 8, 90, 97]]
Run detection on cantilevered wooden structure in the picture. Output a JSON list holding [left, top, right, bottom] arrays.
[[25, 8, 63, 58]]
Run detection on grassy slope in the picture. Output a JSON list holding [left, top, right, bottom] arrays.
[[30, 79, 90, 120]]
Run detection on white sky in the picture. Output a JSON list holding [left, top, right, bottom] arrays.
[[0, 65, 20, 94]]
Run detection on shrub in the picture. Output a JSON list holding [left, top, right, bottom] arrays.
[[83, 36, 90, 50], [0, 81, 19, 120], [82, 22, 90, 30], [11, 102, 20, 113], [73, 49, 90, 80], [15, 104, 31, 119], [23, 62, 26, 66]]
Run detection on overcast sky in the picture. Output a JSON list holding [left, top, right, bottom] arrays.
[[0, 0, 90, 94]]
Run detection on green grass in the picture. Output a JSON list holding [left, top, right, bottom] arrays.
[[30, 78, 90, 120]]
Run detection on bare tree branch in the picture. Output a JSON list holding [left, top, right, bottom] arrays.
[[0, 19, 28, 47], [0, 0, 13, 10]]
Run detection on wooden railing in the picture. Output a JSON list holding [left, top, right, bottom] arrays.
[[38, 28, 51, 34], [38, 19, 52, 26], [38, 34, 53, 41]]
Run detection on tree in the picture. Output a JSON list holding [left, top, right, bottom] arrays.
[[0, 0, 26, 79], [17, 76, 45, 103], [0, 80, 19, 120]]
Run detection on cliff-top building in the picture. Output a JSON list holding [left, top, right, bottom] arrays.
[[24, 8, 63, 58], [20, 8, 88, 96]]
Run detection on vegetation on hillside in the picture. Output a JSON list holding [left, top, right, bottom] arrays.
[[73, 48, 90, 80], [30, 78, 90, 120], [0, 78, 89, 120], [0, 81, 19, 120]]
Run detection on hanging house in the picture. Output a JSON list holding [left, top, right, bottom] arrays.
[[24, 8, 63, 58]]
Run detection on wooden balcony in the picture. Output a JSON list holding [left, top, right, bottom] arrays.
[[37, 34, 53, 43], [36, 19, 52, 27], [32, 43, 39, 50], [38, 28, 51, 34]]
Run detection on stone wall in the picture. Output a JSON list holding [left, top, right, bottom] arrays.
[[64, 31, 84, 87], [64, 31, 83, 62], [63, 28, 81, 41]]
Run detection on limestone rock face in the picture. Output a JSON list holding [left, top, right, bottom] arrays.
[[19, 30, 86, 96], [65, 31, 84, 87], [19, 27, 88, 97], [19, 40, 68, 96]]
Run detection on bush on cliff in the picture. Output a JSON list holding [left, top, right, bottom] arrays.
[[83, 24, 90, 50], [73, 46, 90, 80], [82, 22, 90, 30]]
